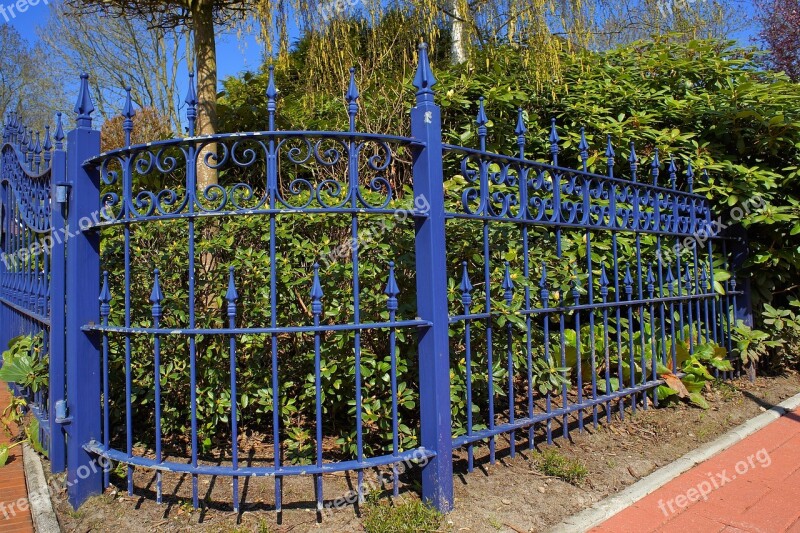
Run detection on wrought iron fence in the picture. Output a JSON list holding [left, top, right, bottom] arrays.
[[0, 43, 747, 516]]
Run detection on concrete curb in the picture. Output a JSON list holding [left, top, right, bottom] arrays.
[[548, 391, 800, 533], [22, 444, 61, 533]]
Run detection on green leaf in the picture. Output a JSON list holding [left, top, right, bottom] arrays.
[[688, 392, 710, 409]]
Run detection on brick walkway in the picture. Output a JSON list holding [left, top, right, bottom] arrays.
[[0, 385, 34, 533], [593, 407, 800, 533]]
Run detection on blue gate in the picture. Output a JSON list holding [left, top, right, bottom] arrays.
[[0, 43, 746, 516], [0, 111, 67, 469]]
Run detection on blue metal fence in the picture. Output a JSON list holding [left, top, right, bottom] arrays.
[[0, 43, 746, 516]]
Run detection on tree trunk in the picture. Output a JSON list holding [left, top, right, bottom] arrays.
[[450, 0, 468, 64], [191, 0, 218, 190]]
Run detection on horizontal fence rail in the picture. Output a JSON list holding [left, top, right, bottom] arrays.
[[0, 43, 747, 517]]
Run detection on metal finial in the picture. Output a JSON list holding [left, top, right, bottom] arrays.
[[100, 271, 112, 317], [74, 73, 95, 127], [549, 118, 560, 152], [225, 267, 238, 318], [666, 265, 675, 294], [413, 42, 437, 99], [385, 262, 399, 312], [515, 108, 526, 155], [346, 67, 359, 131], [606, 135, 615, 177], [571, 272, 581, 303], [628, 141, 638, 181], [476, 98, 488, 128], [599, 264, 609, 299], [539, 262, 549, 303], [311, 263, 324, 316], [54, 113, 65, 149], [623, 265, 634, 296], [123, 86, 135, 146], [502, 262, 514, 304], [460, 262, 473, 307], [150, 269, 164, 319], [185, 72, 197, 136], [43, 125, 52, 152], [266, 65, 277, 129], [668, 156, 677, 189], [651, 148, 660, 185]]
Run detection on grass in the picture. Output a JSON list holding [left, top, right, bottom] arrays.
[[362, 494, 443, 533], [535, 448, 588, 484]]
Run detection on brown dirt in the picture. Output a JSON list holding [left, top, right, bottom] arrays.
[[45, 372, 800, 533]]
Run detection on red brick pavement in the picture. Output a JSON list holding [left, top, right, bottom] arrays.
[[593, 408, 800, 533], [0, 385, 34, 533]]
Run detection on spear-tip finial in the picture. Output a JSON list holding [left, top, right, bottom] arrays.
[[185, 72, 197, 107], [385, 262, 399, 312], [578, 127, 589, 154], [225, 267, 238, 318], [605, 134, 615, 158], [266, 65, 277, 102], [100, 271, 112, 316], [502, 262, 514, 303], [74, 73, 95, 126], [311, 263, 324, 315], [42, 125, 52, 152], [460, 262, 473, 307], [122, 86, 135, 120], [515, 108, 527, 137], [549, 118, 560, 146], [651, 148, 660, 183], [476, 97, 488, 128], [346, 67, 359, 104], [413, 42, 437, 98], [53, 112, 65, 147]]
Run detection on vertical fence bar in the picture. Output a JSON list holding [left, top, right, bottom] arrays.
[[49, 115, 67, 473], [65, 73, 103, 508], [410, 43, 454, 513]]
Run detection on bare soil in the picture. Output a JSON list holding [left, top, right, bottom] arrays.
[[46, 372, 800, 533]]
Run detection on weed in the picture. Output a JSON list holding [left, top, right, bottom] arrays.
[[535, 449, 588, 484], [362, 495, 443, 533]]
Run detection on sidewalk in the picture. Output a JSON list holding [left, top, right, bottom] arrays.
[[0, 385, 35, 533], [592, 406, 800, 533]]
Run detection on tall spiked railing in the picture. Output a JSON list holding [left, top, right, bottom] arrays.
[[441, 63, 739, 467]]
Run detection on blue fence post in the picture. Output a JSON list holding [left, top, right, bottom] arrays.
[[410, 43, 454, 513], [728, 225, 752, 327], [49, 113, 68, 473], [65, 74, 103, 508]]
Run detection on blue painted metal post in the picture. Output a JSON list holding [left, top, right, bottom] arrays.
[[65, 74, 103, 508], [410, 43, 454, 513], [49, 113, 67, 473], [728, 225, 752, 327]]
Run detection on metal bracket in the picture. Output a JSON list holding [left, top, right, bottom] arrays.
[[55, 182, 71, 205], [55, 400, 73, 425]]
